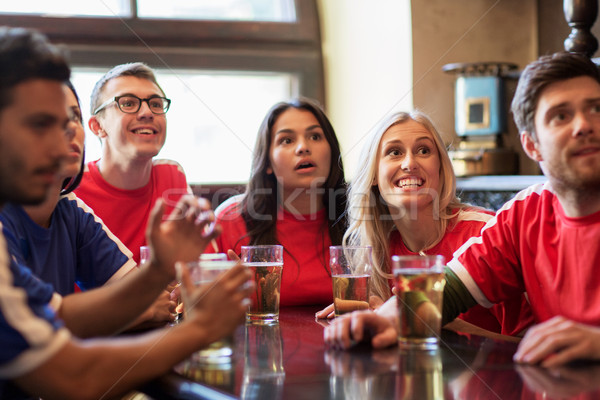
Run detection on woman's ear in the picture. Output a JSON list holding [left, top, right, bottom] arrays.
[[266, 166, 273, 175]]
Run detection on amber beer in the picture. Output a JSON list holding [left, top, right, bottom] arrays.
[[242, 245, 284, 325], [393, 255, 446, 350], [187, 259, 238, 362], [329, 246, 373, 318], [332, 274, 370, 317], [246, 262, 283, 324]]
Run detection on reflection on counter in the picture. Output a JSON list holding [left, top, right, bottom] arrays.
[[326, 346, 398, 400], [242, 324, 285, 400], [174, 351, 235, 394]]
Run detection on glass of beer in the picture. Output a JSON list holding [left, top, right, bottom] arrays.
[[330, 246, 373, 317], [186, 259, 239, 363], [392, 255, 446, 350], [241, 245, 284, 325]]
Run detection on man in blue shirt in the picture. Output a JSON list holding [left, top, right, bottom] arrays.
[[0, 27, 252, 399]]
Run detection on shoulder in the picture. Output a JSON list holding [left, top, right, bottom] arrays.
[[215, 194, 244, 220], [152, 159, 187, 175]]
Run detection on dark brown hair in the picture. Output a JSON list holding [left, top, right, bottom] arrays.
[[511, 52, 600, 140], [0, 27, 70, 112]]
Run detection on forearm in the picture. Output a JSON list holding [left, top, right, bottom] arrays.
[[14, 322, 210, 400], [442, 266, 478, 325], [59, 263, 170, 337]]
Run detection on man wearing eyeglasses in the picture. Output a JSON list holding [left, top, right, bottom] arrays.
[[75, 63, 191, 263]]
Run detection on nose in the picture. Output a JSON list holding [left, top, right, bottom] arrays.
[[137, 100, 155, 119], [48, 125, 69, 166], [65, 119, 77, 141], [573, 111, 594, 137], [295, 138, 311, 155], [401, 152, 417, 171]]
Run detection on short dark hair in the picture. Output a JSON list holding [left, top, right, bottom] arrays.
[[0, 26, 70, 112], [511, 52, 600, 140]]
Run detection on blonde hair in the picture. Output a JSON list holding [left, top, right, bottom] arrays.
[[344, 111, 471, 300]]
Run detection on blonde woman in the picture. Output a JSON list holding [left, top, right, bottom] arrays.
[[318, 111, 532, 336]]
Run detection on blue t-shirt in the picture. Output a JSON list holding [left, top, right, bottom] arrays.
[[0, 193, 136, 295], [0, 224, 70, 398]]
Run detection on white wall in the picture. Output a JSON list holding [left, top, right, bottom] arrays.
[[317, 0, 413, 179]]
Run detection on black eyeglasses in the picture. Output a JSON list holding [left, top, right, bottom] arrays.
[[93, 95, 171, 115]]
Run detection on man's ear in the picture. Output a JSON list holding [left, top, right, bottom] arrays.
[[88, 116, 106, 138], [520, 131, 543, 162]]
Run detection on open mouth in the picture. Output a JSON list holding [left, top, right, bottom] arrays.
[[395, 177, 424, 188], [296, 162, 315, 170], [133, 128, 156, 135]]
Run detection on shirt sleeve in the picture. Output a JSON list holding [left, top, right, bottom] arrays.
[[68, 195, 136, 289], [442, 266, 478, 325], [0, 230, 70, 378]]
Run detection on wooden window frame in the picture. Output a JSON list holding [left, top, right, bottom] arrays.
[[0, 0, 324, 101]]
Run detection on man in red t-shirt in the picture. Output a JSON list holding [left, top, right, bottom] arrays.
[[75, 62, 191, 263]]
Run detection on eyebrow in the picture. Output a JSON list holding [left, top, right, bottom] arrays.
[[382, 136, 434, 146], [545, 97, 600, 114], [275, 124, 322, 135]]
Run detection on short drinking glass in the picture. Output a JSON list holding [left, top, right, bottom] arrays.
[[330, 246, 372, 317], [186, 259, 239, 363], [241, 245, 284, 325], [392, 255, 446, 350]]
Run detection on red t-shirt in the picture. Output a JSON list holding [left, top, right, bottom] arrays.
[[211, 197, 333, 307], [75, 159, 190, 263], [450, 182, 600, 325]]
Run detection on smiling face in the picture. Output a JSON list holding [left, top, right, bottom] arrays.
[[375, 119, 441, 214], [61, 84, 85, 180], [91, 76, 166, 162], [526, 76, 600, 192], [268, 108, 332, 195], [0, 79, 69, 205]]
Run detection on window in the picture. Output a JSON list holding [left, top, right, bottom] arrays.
[[0, 0, 322, 184], [72, 68, 295, 183]]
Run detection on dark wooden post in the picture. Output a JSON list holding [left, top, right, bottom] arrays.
[[564, 0, 599, 56]]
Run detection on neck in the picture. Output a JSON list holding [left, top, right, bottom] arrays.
[[552, 180, 600, 218], [97, 156, 153, 190], [23, 181, 62, 228], [281, 187, 325, 215], [391, 204, 441, 253]]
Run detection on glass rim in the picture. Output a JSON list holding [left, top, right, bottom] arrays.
[[329, 245, 372, 250], [241, 245, 283, 249], [391, 254, 445, 261], [188, 259, 239, 268]]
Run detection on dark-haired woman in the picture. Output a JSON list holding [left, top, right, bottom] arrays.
[[210, 98, 347, 306]]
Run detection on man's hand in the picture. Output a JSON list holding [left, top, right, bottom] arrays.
[[324, 310, 398, 350], [179, 261, 253, 344], [514, 316, 600, 367], [146, 196, 221, 281]]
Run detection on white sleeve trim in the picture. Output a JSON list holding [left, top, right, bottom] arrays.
[[49, 292, 62, 312], [105, 259, 137, 284], [447, 239, 495, 309], [0, 328, 71, 378]]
